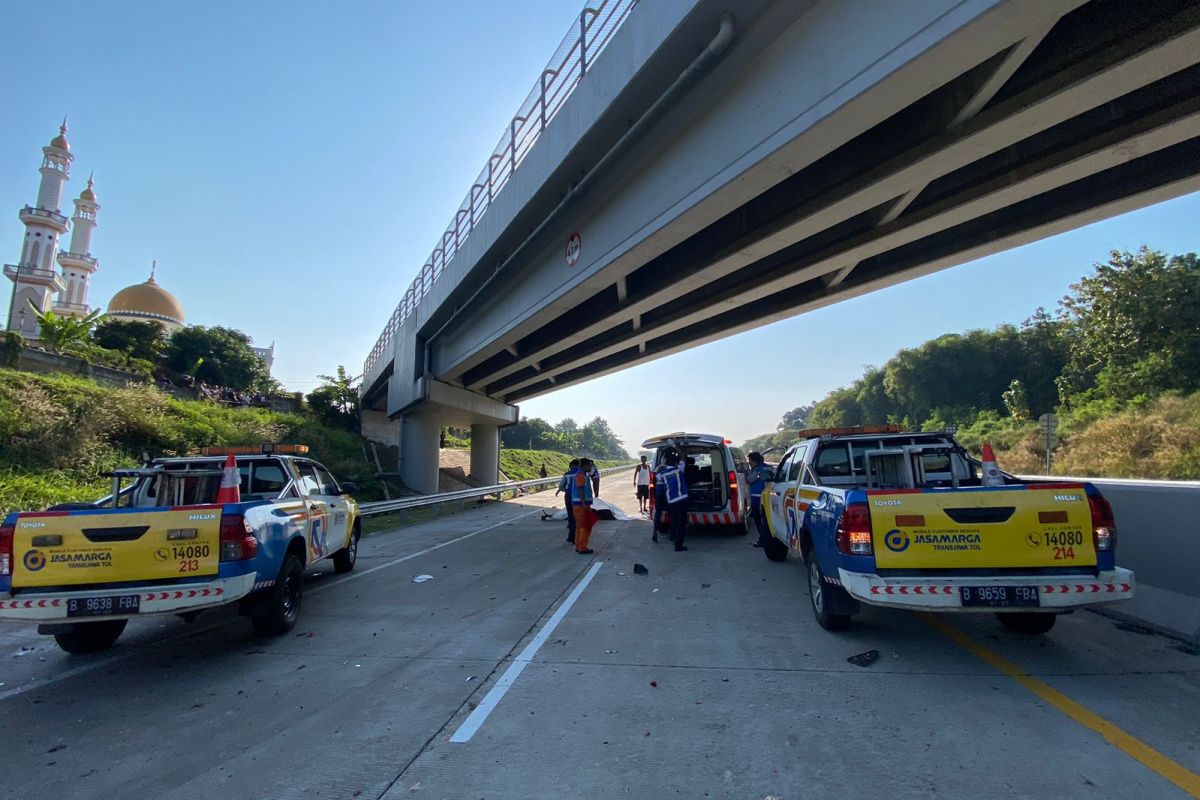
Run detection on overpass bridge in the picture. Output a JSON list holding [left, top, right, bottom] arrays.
[[360, 0, 1200, 493]]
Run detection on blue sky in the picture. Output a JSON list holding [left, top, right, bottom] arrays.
[[2, 1, 1197, 453]]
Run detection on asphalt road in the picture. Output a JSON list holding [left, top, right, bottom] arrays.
[[1, 489, 1197, 800]]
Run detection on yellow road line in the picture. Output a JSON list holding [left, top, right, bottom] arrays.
[[923, 614, 1200, 799]]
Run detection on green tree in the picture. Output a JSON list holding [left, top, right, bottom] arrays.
[[778, 403, 815, 430], [163, 325, 270, 391], [1058, 247, 1200, 405], [1002, 379, 1031, 421], [28, 303, 105, 356], [92, 319, 167, 364], [306, 366, 360, 431]]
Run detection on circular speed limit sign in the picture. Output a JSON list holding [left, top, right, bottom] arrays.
[[565, 232, 582, 267]]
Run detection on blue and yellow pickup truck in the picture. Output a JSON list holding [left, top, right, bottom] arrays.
[[0, 445, 360, 653], [762, 426, 1134, 634]]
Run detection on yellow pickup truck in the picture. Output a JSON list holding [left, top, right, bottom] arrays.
[[0, 445, 360, 653], [762, 426, 1134, 634]]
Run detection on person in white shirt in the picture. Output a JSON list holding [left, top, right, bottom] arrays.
[[634, 455, 652, 513]]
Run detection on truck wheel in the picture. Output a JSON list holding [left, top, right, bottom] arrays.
[[997, 612, 1056, 635], [763, 536, 789, 562], [53, 620, 127, 654], [333, 529, 359, 574], [252, 554, 304, 636], [808, 557, 851, 631]]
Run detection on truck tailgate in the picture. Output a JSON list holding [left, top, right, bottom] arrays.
[[12, 505, 223, 588], [869, 485, 1096, 569]]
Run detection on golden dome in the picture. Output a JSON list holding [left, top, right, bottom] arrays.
[[79, 177, 97, 202], [107, 268, 185, 328], [49, 121, 70, 152]]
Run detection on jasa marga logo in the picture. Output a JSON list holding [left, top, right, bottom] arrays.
[[884, 529, 910, 552], [23, 549, 47, 571]]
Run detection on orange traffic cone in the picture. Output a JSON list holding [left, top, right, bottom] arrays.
[[215, 453, 241, 504], [980, 442, 1004, 487]]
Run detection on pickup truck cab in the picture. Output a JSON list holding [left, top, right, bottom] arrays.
[[763, 426, 1134, 634], [0, 444, 361, 653]]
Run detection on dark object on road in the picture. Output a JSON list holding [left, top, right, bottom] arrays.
[[701, 583, 711, 589], [847, 649, 880, 668], [649, 680, 658, 687], [634, 563, 649, 575]]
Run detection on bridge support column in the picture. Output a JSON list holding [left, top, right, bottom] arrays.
[[401, 411, 442, 495], [469, 424, 500, 485]]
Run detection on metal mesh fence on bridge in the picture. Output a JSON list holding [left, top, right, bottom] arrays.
[[363, 0, 638, 379]]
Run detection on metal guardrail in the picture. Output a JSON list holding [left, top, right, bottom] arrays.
[[363, 0, 638, 378], [358, 463, 635, 517]]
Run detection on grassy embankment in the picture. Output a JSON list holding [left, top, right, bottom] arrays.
[[0, 369, 378, 515]]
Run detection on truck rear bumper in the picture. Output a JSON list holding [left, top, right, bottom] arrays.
[[837, 567, 1135, 611], [0, 573, 257, 623]]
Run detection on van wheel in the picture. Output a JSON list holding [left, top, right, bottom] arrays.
[[53, 620, 127, 654], [252, 554, 303, 636], [763, 536, 788, 562], [808, 557, 852, 631], [333, 529, 359, 573], [997, 612, 1056, 635]]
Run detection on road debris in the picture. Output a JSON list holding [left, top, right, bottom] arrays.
[[412, 575, 434, 583], [847, 649, 880, 668], [634, 563, 649, 575]]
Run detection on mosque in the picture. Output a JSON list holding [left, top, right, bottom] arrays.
[[4, 122, 274, 372]]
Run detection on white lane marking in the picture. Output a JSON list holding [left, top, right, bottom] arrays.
[[0, 506, 547, 703], [450, 560, 604, 743]]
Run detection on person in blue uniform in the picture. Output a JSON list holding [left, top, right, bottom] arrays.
[[745, 452, 774, 548], [556, 459, 581, 543], [658, 451, 689, 552]]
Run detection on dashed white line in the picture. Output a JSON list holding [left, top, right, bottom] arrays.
[[450, 560, 604, 743]]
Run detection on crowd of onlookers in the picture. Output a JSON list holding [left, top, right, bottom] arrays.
[[163, 375, 273, 407]]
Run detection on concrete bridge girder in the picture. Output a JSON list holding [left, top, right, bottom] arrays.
[[440, 0, 1200, 402]]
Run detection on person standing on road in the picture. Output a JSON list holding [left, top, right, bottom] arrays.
[[745, 452, 773, 548], [634, 456, 652, 514], [588, 461, 601, 497], [572, 458, 597, 554], [658, 451, 689, 552], [556, 459, 581, 544]]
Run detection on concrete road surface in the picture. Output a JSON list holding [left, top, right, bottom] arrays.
[[1, 489, 1197, 800]]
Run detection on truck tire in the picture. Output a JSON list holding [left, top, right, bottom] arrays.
[[763, 536, 789, 562], [997, 612, 1057, 635], [808, 557, 852, 631], [252, 554, 303, 636], [53, 619, 127, 654], [333, 529, 359, 573]]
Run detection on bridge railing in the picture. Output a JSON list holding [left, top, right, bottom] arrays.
[[358, 463, 635, 516], [363, 0, 639, 379]]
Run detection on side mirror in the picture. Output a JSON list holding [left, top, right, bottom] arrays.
[[339, 482, 359, 495]]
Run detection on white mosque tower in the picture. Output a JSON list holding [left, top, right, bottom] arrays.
[[4, 120, 72, 337], [54, 171, 101, 318]]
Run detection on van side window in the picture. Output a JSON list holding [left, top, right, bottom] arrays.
[[815, 444, 852, 477]]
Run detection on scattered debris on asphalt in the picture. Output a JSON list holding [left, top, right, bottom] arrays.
[[13, 646, 35, 657], [604, 649, 618, 654], [649, 680, 658, 687], [847, 649, 880, 668], [465, 675, 477, 682], [634, 563, 649, 575], [701, 583, 711, 589], [412, 575, 434, 583]]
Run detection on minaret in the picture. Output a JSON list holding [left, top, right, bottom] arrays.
[[54, 173, 101, 318], [4, 120, 71, 337]]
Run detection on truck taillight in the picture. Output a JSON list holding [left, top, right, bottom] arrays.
[[0, 520, 14, 576], [836, 502, 873, 556], [727, 470, 739, 517], [1088, 494, 1116, 552], [219, 514, 258, 561]]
